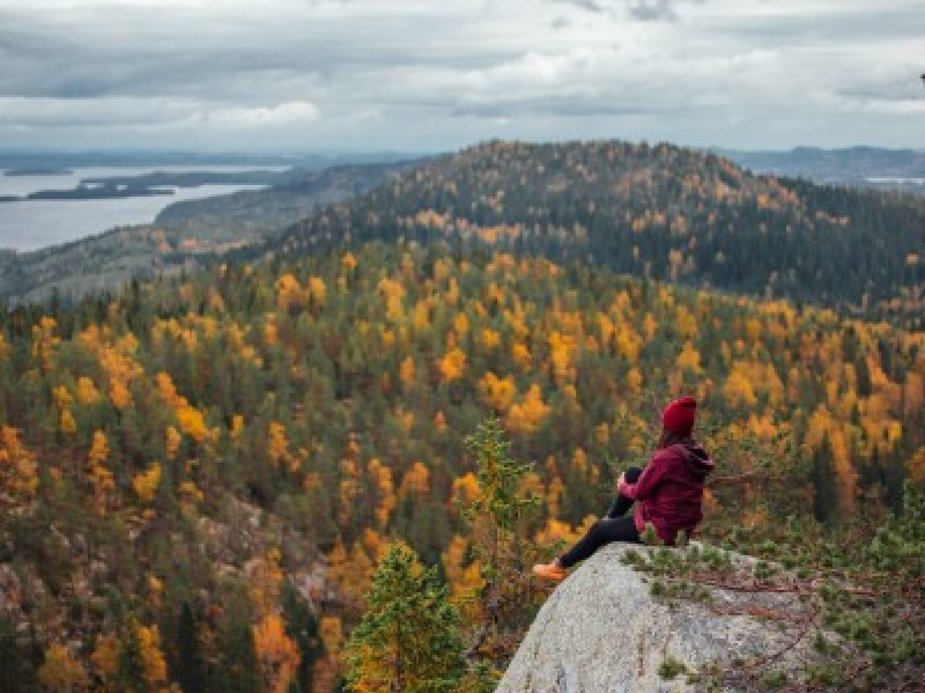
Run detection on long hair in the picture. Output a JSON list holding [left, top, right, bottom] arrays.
[[657, 428, 694, 450]]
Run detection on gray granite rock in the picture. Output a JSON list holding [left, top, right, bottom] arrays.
[[498, 543, 813, 692]]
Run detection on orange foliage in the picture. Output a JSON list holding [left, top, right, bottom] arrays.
[[512, 342, 532, 369], [38, 643, 89, 691], [548, 331, 578, 382], [399, 356, 416, 387], [367, 458, 395, 527], [534, 518, 580, 548], [31, 316, 60, 371], [451, 473, 480, 509], [723, 364, 758, 407], [59, 406, 77, 436], [230, 415, 245, 442], [74, 376, 101, 406], [481, 328, 501, 350], [615, 325, 643, 362], [137, 623, 168, 687], [276, 273, 303, 313], [157, 372, 213, 445], [441, 535, 483, 613], [90, 634, 119, 683], [319, 616, 344, 662], [479, 372, 517, 412], [453, 311, 470, 336], [253, 612, 300, 693], [165, 425, 182, 459], [81, 329, 143, 410], [308, 276, 327, 307], [327, 540, 375, 615], [132, 462, 162, 503], [178, 480, 204, 506], [400, 461, 430, 497], [87, 430, 114, 511], [341, 251, 358, 271], [677, 341, 703, 374], [626, 367, 643, 393], [438, 346, 467, 383], [506, 384, 551, 435], [268, 422, 295, 471]]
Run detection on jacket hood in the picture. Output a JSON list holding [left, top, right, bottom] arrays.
[[673, 442, 715, 478]]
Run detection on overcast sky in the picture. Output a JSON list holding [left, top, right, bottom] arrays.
[[0, 0, 922, 153]]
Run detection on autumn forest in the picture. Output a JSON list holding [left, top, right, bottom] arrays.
[[1, 141, 924, 691]]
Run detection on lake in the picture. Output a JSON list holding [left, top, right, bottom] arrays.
[[0, 166, 279, 252]]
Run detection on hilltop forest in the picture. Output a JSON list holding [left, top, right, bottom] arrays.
[[0, 140, 923, 691], [273, 141, 925, 328]]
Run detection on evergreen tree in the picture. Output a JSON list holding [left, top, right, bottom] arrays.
[[855, 353, 872, 397], [0, 617, 23, 693], [345, 542, 464, 693], [215, 622, 261, 693], [462, 417, 542, 670], [0, 622, 43, 693], [281, 583, 323, 693], [810, 434, 839, 525], [176, 602, 204, 693]]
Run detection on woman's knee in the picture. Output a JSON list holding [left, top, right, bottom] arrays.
[[624, 466, 643, 484]]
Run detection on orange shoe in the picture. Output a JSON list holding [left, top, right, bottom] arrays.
[[532, 562, 567, 582]]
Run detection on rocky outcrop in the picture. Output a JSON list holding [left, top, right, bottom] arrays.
[[498, 543, 817, 692]]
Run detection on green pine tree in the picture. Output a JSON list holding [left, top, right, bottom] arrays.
[[176, 602, 204, 693], [282, 582, 323, 693], [462, 417, 543, 671], [810, 434, 839, 525], [345, 542, 464, 693], [0, 616, 26, 693], [223, 624, 261, 693], [0, 621, 43, 693]]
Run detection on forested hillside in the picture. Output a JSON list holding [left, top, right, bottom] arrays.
[[1, 243, 922, 690], [154, 161, 415, 240], [271, 140, 925, 327]]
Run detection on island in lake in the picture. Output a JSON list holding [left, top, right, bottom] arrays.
[[0, 184, 176, 203], [26, 184, 175, 200], [4, 167, 74, 176], [81, 169, 293, 188], [0, 168, 290, 204]]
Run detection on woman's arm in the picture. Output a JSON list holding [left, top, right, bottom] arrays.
[[618, 454, 668, 500]]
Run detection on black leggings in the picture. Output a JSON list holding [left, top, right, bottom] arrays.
[[559, 467, 643, 568]]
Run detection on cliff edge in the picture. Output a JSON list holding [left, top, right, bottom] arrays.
[[498, 543, 817, 692]]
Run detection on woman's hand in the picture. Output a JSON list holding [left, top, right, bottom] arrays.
[[616, 472, 626, 490]]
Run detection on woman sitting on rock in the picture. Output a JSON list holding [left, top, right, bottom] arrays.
[[533, 396, 715, 581]]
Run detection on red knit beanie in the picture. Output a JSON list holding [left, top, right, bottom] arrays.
[[662, 396, 697, 435]]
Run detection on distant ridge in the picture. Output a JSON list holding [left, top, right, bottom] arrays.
[[720, 145, 925, 186], [267, 139, 925, 326]]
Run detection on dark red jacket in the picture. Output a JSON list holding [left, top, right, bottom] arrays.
[[617, 442, 715, 545]]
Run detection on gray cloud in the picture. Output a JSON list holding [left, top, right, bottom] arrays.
[[549, 0, 696, 21], [0, 0, 921, 151], [628, 0, 676, 21], [550, 0, 606, 12]]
